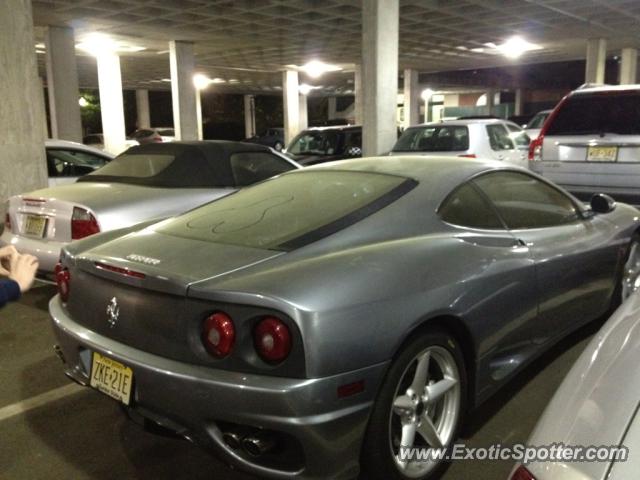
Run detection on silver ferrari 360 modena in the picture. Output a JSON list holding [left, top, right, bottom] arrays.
[[49, 156, 640, 480]]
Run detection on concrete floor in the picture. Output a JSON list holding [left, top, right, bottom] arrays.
[[0, 283, 600, 480]]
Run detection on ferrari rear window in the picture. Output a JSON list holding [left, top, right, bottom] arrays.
[[157, 171, 416, 250]]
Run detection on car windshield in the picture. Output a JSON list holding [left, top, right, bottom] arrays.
[[527, 112, 549, 129], [546, 93, 640, 135], [131, 129, 155, 139], [393, 125, 469, 152], [157, 170, 415, 250], [287, 130, 340, 156], [157, 129, 174, 136]]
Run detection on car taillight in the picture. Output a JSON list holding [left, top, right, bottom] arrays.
[[71, 207, 100, 240], [55, 262, 70, 302], [4, 213, 10, 232], [458, 153, 476, 158], [202, 312, 235, 358], [153, 136, 163, 143], [528, 136, 543, 161], [254, 316, 292, 363], [510, 465, 536, 480]]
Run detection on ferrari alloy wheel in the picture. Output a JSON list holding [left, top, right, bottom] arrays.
[[361, 329, 466, 480], [622, 239, 640, 301]]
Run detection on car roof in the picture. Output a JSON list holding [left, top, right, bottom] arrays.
[[306, 155, 508, 187], [572, 84, 640, 95], [301, 125, 361, 132], [410, 119, 507, 128], [45, 139, 113, 157]]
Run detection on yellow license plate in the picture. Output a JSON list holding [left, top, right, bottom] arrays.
[[24, 215, 47, 237], [90, 352, 133, 405], [587, 146, 618, 162]]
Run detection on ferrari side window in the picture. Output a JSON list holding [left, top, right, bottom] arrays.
[[439, 183, 504, 229], [474, 171, 579, 229]]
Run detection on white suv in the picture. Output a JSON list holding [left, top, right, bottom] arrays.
[[529, 85, 640, 205]]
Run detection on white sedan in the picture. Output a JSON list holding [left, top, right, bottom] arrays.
[[511, 280, 640, 480], [46, 139, 114, 187], [390, 119, 530, 168]]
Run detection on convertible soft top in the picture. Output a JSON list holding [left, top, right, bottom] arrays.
[[79, 140, 274, 188]]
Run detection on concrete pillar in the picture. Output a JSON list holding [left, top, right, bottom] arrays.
[[44, 25, 82, 142], [362, 0, 399, 156], [619, 48, 638, 85], [283, 70, 300, 146], [514, 88, 524, 116], [135, 89, 151, 129], [585, 38, 607, 84], [328, 97, 337, 120], [486, 89, 496, 115], [96, 51, 126, 154], [354, 64, 363, 125], [169, 40, 198, 141], [243, 94, 256, 138], [403, 69, 419, 128], [196, 89, 203, 140], [0, 0, 48, 215], [299, 94, 308, 131]]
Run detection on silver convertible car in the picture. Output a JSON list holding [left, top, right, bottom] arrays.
[[49, 156, 640, 480], [1, 141, 299, 277]]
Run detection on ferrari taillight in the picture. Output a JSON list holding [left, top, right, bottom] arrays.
[[202, 312, 235, 358], [510, 465, 537, 480], [55, 262, 70, 302], [71, 207, 100, 240], [254, 316, 292, 364]]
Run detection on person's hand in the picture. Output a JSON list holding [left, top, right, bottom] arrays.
[[9, 253, 39, 293], [0, 245, 18, 276]]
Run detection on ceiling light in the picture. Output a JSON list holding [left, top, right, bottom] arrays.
[[76, 33, 145, 56], [301, 60, 341, 78], [193, 74, 212, 90], [421, 88, 434, 101], [299, 83, 321, 95], [493, 36, 541, 59]]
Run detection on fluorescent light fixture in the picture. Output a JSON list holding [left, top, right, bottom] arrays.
[[421, 88, 434, 101], [299, 83, 321, 95], [301, 60, 341, 78], [493, 36, 541, 59], [35, 43, 45, 49], [76, 33, 145, 56], [161, 78, 172, 83]]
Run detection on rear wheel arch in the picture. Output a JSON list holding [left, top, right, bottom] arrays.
[[392, 315, 477, 408]]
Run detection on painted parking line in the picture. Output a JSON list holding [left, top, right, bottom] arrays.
[[0, 383, 83, 422]]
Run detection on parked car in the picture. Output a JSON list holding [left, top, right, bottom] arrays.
[[284, 125, 362, 165], [524, 109, 552, 139], [83, 133, 139, 151], [1, 141, 299, 278], [391, 119, 530, 168], [129, 127, 175, 144], [529, 85, 640, 205], [244, 127, 285, 151], [46, 139, 114, 187], [511, 285, 640, 480], [49, 156, 639, 480]]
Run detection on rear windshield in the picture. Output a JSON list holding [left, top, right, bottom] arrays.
[[546, 93, 640, 135], [527, 112, 549, 129], [157, 171, 416, 250], [79, 150, 233, 188], [393, 125, 470, 152]]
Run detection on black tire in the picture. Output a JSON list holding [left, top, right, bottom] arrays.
[[360, 329, 467, 480]]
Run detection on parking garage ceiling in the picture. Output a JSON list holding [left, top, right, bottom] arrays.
[[32, 0, 640, 93]]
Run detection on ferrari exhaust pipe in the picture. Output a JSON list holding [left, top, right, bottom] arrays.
[[242, 432, 277, 456]]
